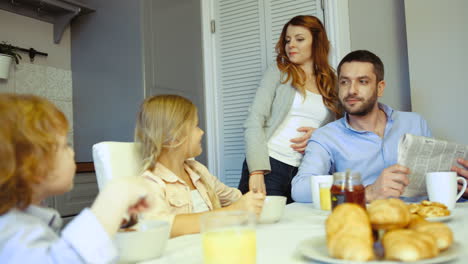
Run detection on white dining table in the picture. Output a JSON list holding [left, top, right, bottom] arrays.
[[141, 202, 468, 264]]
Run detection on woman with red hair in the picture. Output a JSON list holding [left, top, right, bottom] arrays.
[[239, 15, 341, 203]]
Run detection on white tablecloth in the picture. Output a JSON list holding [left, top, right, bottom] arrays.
[[141, 202, 468, 264]]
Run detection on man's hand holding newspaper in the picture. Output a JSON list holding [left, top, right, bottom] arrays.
[[397, 134, 468, 197]]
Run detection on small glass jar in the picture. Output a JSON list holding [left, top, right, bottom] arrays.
[[330, 171, 366, 210]]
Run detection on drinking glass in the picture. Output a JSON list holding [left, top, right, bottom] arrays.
[[201, 211, 256, 264], [319, 182, 332, 211]]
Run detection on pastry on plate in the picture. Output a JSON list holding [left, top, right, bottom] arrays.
[[367, 198, 411, 230], [409, 221, 453, 251], [408, 200, 450, 218], [326, 203, 375, 261], [383, 229, 439, 261]]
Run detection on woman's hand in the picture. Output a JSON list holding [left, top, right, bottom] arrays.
[[249, 172, 266, 195], [230, 191, 265, 216], [290, 126, 316, 154]]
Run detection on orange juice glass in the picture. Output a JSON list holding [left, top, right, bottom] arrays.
[[201, 211, 256, 264], [319, 182, 332, 211]]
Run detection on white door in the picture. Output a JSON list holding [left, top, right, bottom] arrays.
[[204, 0, 324, 186]]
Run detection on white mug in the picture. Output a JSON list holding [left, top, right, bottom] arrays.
[[310, 175, 333, 209], [426, 171, 468, 210]]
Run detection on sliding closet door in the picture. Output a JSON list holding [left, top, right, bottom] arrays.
[[213, 0, 323, 186]]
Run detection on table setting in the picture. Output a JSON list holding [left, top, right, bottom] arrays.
[[114, 170, 468, 264]]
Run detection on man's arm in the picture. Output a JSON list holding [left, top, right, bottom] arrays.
[[451, 158, 468, 199], [291, 140, 332, 203]]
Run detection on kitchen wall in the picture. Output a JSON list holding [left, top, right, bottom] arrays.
[[348, 0, 411, 111], [71, 0, 144, 162], [405, 0, 468, 145], [0, 9, 74, 145], [141, 0, 207, 165]]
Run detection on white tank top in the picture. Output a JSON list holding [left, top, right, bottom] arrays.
[[268, 90, 333, 167], [191, 190, 210, 213]]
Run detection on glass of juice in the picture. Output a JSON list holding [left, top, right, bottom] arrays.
[[319, 182, 332, 210], [201, 211, 256, 264]]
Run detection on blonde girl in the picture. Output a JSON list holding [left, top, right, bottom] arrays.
[[0, 94, 152, 263], [135, 94, 264, 237]]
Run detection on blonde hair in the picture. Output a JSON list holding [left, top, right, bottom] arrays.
[[135, 95, 221, 209], [0, 94, 68, 215]]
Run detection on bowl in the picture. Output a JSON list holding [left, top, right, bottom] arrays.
[[258, 196, 287, 224], [115, 219, 170, 263]]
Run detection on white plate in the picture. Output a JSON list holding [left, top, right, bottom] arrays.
[[426, 214, 453, 222], [298, 237, 461, 264]]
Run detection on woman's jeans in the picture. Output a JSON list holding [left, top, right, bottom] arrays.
[[238, 157, 298, 204]]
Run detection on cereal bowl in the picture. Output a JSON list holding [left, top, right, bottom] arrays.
[[259, 196, 287, 224], [115, 219, 170, 263]]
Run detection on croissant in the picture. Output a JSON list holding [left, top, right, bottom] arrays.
[[367, 198, 411, 230], [326, 203, 375, 261], [410, 221, 453, 251], [407, 213, 427, 229], [383, 229, 439, 261], [327, 235, 375, 261]]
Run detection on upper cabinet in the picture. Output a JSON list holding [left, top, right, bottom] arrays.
[[0, 0, 94, 44]]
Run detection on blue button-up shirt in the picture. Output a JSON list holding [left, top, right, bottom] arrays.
[[0, 205, 118, 263], [291, 104, 432, 203]]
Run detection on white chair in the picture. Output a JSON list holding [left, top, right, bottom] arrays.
[[92, 141, 142, 190]]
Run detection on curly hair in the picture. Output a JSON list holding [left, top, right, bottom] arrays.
[[276, 15, 341, 117], [0, 94, 68, 215]]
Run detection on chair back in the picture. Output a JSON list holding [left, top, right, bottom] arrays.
[[92, 141, 142, 190]]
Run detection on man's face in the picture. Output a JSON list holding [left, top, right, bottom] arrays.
[[338, 62, 385, 116]]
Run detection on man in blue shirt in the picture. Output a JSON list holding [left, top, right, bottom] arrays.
[[291, 50, 432, 203]]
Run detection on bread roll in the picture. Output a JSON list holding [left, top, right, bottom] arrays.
[[368, 198, 411, 230], [326, 203, 375, 261], [407, 213, 428, 229], [383, 229, 439, 261], [410, 221, 453, 251], [327, 235, 375, 261]]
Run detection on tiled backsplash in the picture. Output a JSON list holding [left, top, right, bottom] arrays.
[[0, 63, 74, 145]]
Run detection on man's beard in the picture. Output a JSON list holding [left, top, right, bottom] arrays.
[[341, 90, 378, 116]]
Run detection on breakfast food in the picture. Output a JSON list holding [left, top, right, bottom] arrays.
[[408, 200, 450, 218], [382, 229, 439, 261], [367, 198, 411, 230], [325, 199, 455, 262], [409, 221, 453, 251], [326, 203, 375, 261]]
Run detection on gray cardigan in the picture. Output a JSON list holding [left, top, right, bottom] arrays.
[[244, 64, 297, 173]]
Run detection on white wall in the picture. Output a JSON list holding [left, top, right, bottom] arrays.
[[405, 0, 468, 145], [348, 0, 411, 111]]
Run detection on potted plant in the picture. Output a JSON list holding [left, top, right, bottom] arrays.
[[0, 42, 22, 79]]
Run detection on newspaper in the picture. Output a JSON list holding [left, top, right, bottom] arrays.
[[397, 134, 468, 197]]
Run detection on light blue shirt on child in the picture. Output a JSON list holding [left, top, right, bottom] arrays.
[[291, 103, 432, 203], [0, 205, 118, 263]]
